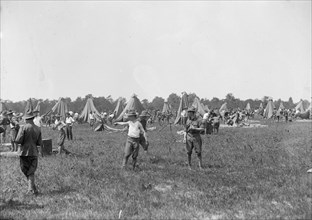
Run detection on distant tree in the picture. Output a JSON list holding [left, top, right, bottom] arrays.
[[210, 97, 221, 109], [141, 99, 150, 110], [287, 97, 294, 109], [150, 96, 164, 111], [106, 95, 113, 103], [225, 93, 235, 102], [84, 94, 93, 100], [93, 96, 113, 113], [167, 93, 180, 111], [187, 92, 197, 105]]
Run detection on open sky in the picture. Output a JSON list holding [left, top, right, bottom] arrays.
[[0, 1, 311, 103]]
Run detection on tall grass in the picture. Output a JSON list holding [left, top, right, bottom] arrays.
[[1, 121, 311, 219]]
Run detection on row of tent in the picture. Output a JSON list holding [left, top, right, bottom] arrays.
[[1, 95, 311, 122]]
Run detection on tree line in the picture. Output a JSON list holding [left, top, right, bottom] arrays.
[[1, 93, 310, 115]]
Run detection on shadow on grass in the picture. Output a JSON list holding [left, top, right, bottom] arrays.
[[48, 186, 76, 196], [0, 199, 44, 211]]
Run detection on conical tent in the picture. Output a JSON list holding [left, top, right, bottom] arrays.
[[219, 102, 228, 112], [264, 99, 274, 119], [115, 94, 145, 122], [259, 103, 263, 109], [278, 102, 285, 110], [162, 102, 171, 114], [295, 100, 304, 113], [34, 101, 41, 114], [0, 101, 8, 113], [174, 92, 189, 125], [79, 98, 101, 123], [245, 103, 251, 111], [113, 98, 123, 117], [192, 97, 205, 116], [24, 99, 34, 115], [51, 98, 68, 119]]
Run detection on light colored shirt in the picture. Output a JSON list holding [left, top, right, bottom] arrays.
[[33, 116, 42, 127], [89, 113, 94, 120], [203, 113, 209, 120], [66, 116, 75, 126], [127, 121, 144, 138], [55, 119, 59, 125]]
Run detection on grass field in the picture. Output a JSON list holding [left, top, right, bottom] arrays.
[[1, 120, 311, 219]]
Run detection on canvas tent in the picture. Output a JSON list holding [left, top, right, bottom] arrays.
[[51, 98, 68, 119], [34, 101, 41, 114], [79, 98, 101, 123], [296, 102, 311, 119], [113, 98, 123, 118], [174, 92, 189, 125], [203, 104, 209, 112], [264, 99, 274, 119], [115, 94, 145, 122], [259, 103, 263, 109], [245, 103, 251, 111], [192, 97, 206, 117], [278, 102, 285, 110], [219, 102, 228, 112], [295, 100, 304, 113], [24, 99, 34, 115], [162, 102, 172, 114]]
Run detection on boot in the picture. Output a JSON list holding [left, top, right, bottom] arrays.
[[121, 156, 129, 169], [28, 175, 38, 195], [132, 159, 137, 170], [198, 154, 203, 170], [187, 154, 192, 170]]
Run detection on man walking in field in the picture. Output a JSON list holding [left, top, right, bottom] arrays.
[[115, 109, 147, 170], [54, 120, 71, 155], [184, 106, 205, 170], [15, 111, 43, 195]]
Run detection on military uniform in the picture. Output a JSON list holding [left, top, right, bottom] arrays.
[[185, 116, 204, 156], [184, 106, 205, 169], [15, 113, 43, 194]]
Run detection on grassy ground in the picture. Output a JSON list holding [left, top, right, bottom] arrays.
[[0, 120, 311, 219]]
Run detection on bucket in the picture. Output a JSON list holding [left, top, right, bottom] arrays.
[[42, 139, 52, 156]]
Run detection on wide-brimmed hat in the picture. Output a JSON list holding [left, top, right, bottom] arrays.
[[23, 111, 36, 120], [126, 109, 137, 117], [139, 110, 149, 117], [187, 106, 196, 113]]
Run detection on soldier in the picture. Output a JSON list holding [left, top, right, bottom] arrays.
[[183, 106, 205, 170], [15, 111, 43, 195], [0, 111, 10, 144], [115, 110, 147, 170], [7, 110, 20, 151]]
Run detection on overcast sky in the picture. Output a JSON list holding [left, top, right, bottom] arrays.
[[0, 1, 311, 103]]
